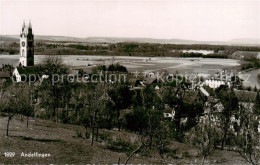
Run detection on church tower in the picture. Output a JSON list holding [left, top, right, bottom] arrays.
[[20, 20, 34, 67]]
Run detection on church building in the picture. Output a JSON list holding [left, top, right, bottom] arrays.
[[13, 21, 36, 82]]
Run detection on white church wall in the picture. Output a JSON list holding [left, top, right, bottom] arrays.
[[13, 68, 21, 82]]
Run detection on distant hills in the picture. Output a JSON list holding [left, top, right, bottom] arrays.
[[227, 38, 260, 46], [1, 35, 259, 46]]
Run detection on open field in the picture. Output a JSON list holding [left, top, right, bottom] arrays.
[[1, 54, 240, 74], [0, 116, 247, 164], [36, 55, 241, 74]]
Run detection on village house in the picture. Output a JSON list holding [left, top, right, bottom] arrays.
[[204, 70, 234, 89]]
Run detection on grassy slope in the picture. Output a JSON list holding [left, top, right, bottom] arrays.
[[0, 116, 246, 164]]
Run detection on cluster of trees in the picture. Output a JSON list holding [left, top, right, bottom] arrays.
[[180, 53, 228, 58], [0, 42, 19, 55], [93, 63, 128, 73], [0, 83, 34, 136], [188, 88, 260, 164], [241, 58, 260, 71]]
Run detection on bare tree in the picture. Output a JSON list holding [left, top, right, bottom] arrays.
[[1, 84, 24, 136], [80, 83, 106, 146], [19, 85, 34, 127], [217, 89, 239, 150], [0, 83, 8, 115], [39, 55, 69, 122], [124, 121, 168, 165], [236, 104, 260, 165], [124, 134, 148, 165], [190, 109, 217, 165]]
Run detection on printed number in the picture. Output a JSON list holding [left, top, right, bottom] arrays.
[[4, 152, 15, 157]]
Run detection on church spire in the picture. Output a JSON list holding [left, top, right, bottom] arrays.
[[20, 19, 34, 67], [22, 20, 25, 30], [29, 20, 32, 29]]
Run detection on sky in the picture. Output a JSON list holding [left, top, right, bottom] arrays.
[[0, 0, 259, 41]]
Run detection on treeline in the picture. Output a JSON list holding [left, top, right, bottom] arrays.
[[180, 53, 228, 58], [42, 42, 260, 57], [0, 48, 19, 55], [36, 42, 260, 58], [2, 41, 260, 58], [0, 42, 19, 55]]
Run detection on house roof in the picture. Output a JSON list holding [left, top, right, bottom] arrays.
[[16, 66, 42, 75], [143, 77, 158, 85], [199, 87, 210, 97], [234, 90, 257, 102]]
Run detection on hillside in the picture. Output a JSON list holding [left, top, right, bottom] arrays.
[[0, 116, 247, 164]]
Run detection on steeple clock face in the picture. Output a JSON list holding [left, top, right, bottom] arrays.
[[22, 41, 25, 47]]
